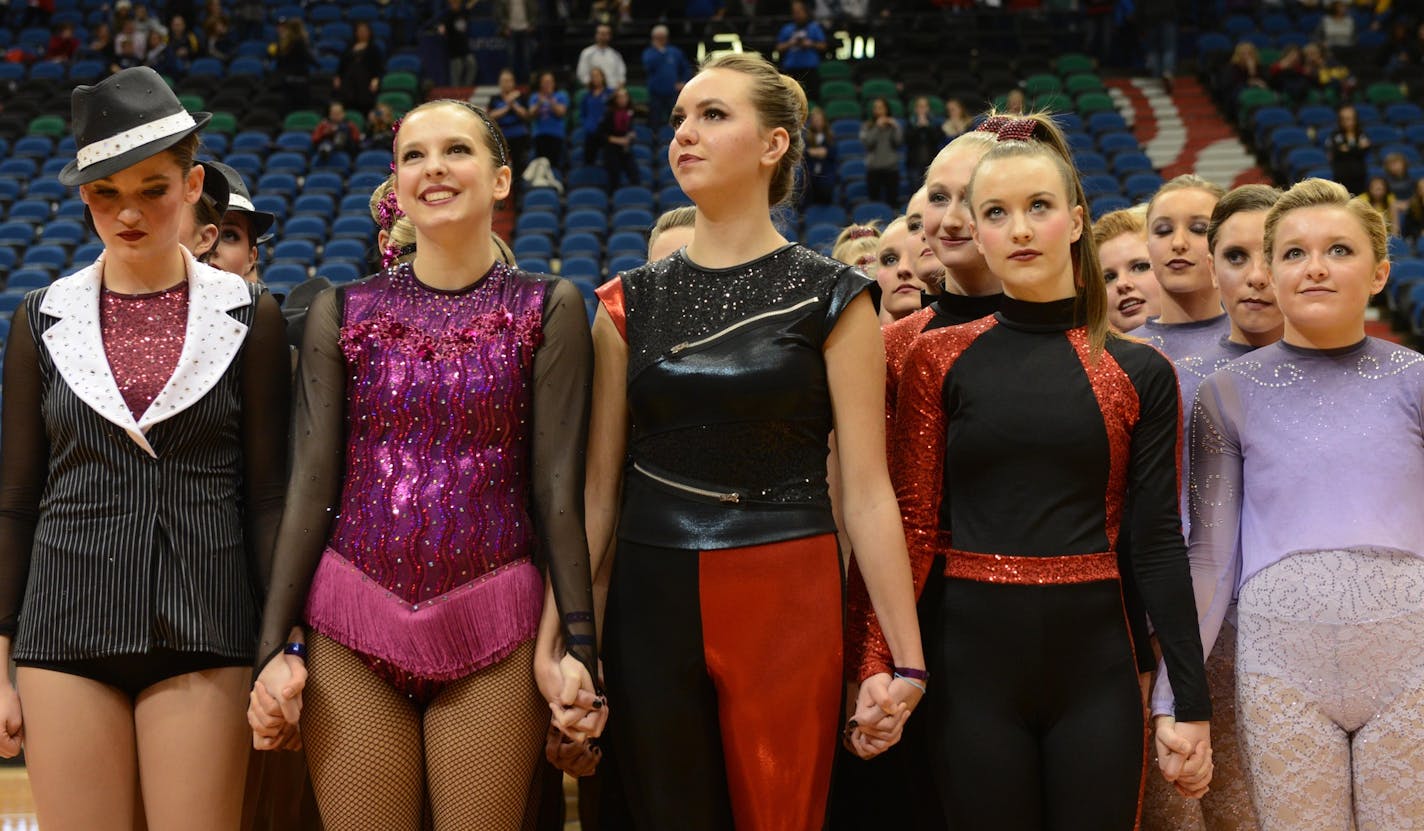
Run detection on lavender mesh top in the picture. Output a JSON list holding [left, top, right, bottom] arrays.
[[1152, 337, 1424, 713]]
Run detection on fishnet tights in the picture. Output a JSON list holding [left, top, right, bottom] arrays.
[[302, 633, 548, 831]]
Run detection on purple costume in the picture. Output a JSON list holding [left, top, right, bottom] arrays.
[[260, 262, 597, 703]]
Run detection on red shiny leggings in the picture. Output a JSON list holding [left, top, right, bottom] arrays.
[[603, 534, 843, 831]]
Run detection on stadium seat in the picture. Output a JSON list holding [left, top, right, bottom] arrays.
[[283, 216, 329, 241], [323, 238, 368, 262], [561, 257, 601, 281], [292, 194, 336, 219], [331, 216, 375, 240], [272, 240, 318, 264], [514, 212, 560, 238], [565, 210, 609, 236], [612, 208, 655, 233], [317, 261, 363, 284], [852, 202, 895, 225], [608, 254, 646, 274], [607, 231, 648, 257], [567, 187, 609, 212], [560, 233, 602, 258], [513, 235, 554, 260]]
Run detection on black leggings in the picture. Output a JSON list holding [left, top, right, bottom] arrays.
[[603, 535, 843, 831], [932, 576, 1146, 830]]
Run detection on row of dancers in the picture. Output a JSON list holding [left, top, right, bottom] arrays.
[[0, 54, 1419, 831]]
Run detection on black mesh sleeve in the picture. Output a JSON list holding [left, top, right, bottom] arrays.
[[530, 278, 598, 679], [255, 287, 346, 666], [242, 292, 293, 594], [0, 304, 48, 638]]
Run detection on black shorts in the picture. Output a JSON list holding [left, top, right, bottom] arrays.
[[15, 649, 248, 699]]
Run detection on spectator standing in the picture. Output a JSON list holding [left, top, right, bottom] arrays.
[[114, 18, 144, 62], [580, 66, 612, 166], [166, 15, 202, 68], [201, 0, 232, 60], [1355, 175, 1401, 234], [1329, 103, 1370, 195], [1317, 1, 1356, 49], [598, 86, 640, 190], [1268, 44, 1314, 105], [643, 24, 690, 131], [941, 97, 970, 141], [1137, 0, 1180, 89], [334, 21, 384, 121], [577, 23, 626, 90], [271, 19, 315, 107], [904, 96, 940, 189], [441, 0, 477, 88], [528, 70, 570, 166], [83, 22, 114, 63], [776, 1, 828, 102], [861, 97, 902, 206], [803, 105, 837, 206], [1384, 152, 1414, 201], [487, 67, 531, 181], [494, 0, 539, 88], [363, 101, 397, 152]]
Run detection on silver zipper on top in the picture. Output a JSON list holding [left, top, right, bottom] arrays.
[[633, 463, 742, 504], [668, 296, 820, 355]]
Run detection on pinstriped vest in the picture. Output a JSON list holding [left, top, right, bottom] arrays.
[[13, 282, 263, 662]]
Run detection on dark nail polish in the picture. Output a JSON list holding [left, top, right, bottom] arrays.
[[846, 719, 858, 730], [592, 697, 604, 709]]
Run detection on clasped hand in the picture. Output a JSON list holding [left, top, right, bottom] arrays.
[[843, 672, 924, 760], [1154, 717, 1213, 799], [248, 651, 307, 751]]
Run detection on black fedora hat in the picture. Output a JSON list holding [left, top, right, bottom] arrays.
[[203, 160, 277, 244], [196, 160, 231, 216], [59, 66, 211, 186]]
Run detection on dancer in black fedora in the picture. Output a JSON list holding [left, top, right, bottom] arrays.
[[203, 159, 276, 282], [0, 66, 291, 831]]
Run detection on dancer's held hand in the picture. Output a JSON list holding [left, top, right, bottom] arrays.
[[1154, 716, 1212, 799], [0, 683, 22, 758], [544, 722, 601, 778], [249, 651, 307, 751], [536, 652, 606, 742], [844, 672, 920, 760]]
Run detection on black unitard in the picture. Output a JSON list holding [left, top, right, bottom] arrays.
[[855, 297, 1210, 830]]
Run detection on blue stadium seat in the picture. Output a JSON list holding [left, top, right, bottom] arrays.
[[275, 131, 314, 153], [567, 187, 609, 212], [612, 208, 655, 232], [7, 201, 51, 223], [565, 210, 608, 236], [257, 173, 299, 200], [607, 231, 647, 256], [311, 153, 351, 174], [236, 40, 271, 59], [1067, 132, 1096, 153], [0, 292, 27, 314], [1296, 106, 1337, 131], [612, 186, 654, 210], [303, 172, 346, 196], [1123, 172, 1164, 201], [561, 256, 602, 281], [252, 194, 290, 221], [852, 201, 895, 225], [522, 188, 562, 214], [320, 22, 353, 43], [266, 152, 308, 175], [29, 62, 66, 82], [263, 263, 310, 286], [608, 254, 646, 274], [0, 177, 19, 204], [23, 245, 69, 269], [283, 216, 329, 241], [657, 186, 690, 210], [6, 270, 50, 290], [40, 221, 87, 246], [309, 4, 342, 22], [73, 242, 104, 265], [338, 193, 372, 215], [560, 233, 602, 257], [838, 158, 867, 180], [349, 172, 388, 193], [1074, 151, 1108, 174], [317, 261, 363, 284], [387, 54, 421, 74], [1388, 236, 1413, 261], [323, 238, 368, 262], [1268, 126, 1311, 168], [805, 223, 841, 252], [1366, 124, 1403, 145], [292, 194, 336, 219], [513, 235, 554, 259], [1087, 112, 1127, 134], [12, 136, 53, 159], [272, 240, 317, 264], [26, 179, 69, 201], [331, 216, 375, 240], [803, 204, 846, 228], [1405, 124, 1424, 146], [1354, 104, 1382, 125], [354, 149, 392, 172], [1251, 106, 1295, 145], [0, 65, 22, 84], [1382, 143, 1422, 166], [1387, 103, 1424, 127], [1082, 174, 1122, 199], [188, 57, 226, 78], [68, 60, 105, 83], [567, 167, 609, 190], [224, 153, 265, 180], [1097, 132, 1140, 156], [514, 212, 560, 238], [1090, 194, 1132, 217], [0, 223, 35, 245], [229, 57, 266, 77], [231, 131, 272, 154], [0, 159, 36, 179], [1112, 152, 1153, 175], [519, 257, 551, 274], [42, 157, 73, 177], [1285, 146, 1328, 180], [0, 247, 16, 274]]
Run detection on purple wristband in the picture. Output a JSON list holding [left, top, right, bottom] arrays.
[[893, 666, 928, 681]]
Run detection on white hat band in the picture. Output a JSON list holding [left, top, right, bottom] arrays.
[[75, 111, 197, 171], [227, 193, 256, 212]]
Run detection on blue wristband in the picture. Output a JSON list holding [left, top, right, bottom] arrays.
[[282, 641, 307, 661]]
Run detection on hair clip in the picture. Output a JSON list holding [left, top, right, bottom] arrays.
[[846, 226, 879, 241], [376, 187, 404, 232], [976, 115, 1038, 143]]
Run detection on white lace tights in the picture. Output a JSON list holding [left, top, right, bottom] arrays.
[[1235, 548, 1424, 831]]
